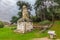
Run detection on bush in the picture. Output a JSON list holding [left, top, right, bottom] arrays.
[[39, 20, 51, 25], [0, 21, 4, 28]]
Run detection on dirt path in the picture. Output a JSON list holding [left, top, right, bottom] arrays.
[[32, 37, 60, 40], [33, 37, 51, 40]]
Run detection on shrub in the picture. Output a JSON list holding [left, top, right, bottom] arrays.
[[0, 21, 4, 28], [39, 20, 51, 25]]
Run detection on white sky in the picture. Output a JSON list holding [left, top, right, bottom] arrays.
[[0, 0, 36, 22]]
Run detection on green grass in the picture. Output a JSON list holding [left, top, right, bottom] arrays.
[[0, 27, 48, 40], [50, 21, 60, 38], [0, 21, 60, 40]]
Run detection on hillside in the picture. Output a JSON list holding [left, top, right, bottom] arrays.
[[50, 21, 60, 38], [0, 21, 60, 40]]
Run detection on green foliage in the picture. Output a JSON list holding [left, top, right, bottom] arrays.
[[31, 16, 41, 22], [17, 12, 22, 18], [17, 1, 32, 10], [10, 11, 22, 24], [35, 0, 60, 21], [0, 21, 4, 28], [10, 16, 18, 24], [39, 20, 51, 25], [34, 0, 42, 10]]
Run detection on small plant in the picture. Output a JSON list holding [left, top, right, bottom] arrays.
[[39, 20, 51, 25], [0, 21, 4, 28]]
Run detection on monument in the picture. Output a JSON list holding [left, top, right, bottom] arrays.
[[16, 5, 33, 33]]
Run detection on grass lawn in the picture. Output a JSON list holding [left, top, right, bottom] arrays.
[[50, 21, 60, 38], [0, 26, 48, 40], [0, 21, 60, 40]]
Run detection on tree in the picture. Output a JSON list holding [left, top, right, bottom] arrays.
[[35, 0, 47, 21], [17, 11, 22, 18], [10, 1, 32, 24], [17, 1, 32, 11], [31, 15, 41, 22], [10, 16, 18, 24], [0, 21, 4, 28], [34, 0, 59, 21]]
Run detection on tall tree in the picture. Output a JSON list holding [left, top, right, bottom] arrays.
[[10, 1, 32, 24], [35, 0, 59, 21]]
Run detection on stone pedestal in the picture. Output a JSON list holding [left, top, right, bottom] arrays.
[[16, 22, 33, 33]]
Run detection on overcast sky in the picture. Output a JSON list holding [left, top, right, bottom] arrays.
[[0, 0, 36, 22]]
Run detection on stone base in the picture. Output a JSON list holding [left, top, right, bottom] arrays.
[[14, 29, 25, 33], [16, 22, 33, 33]]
